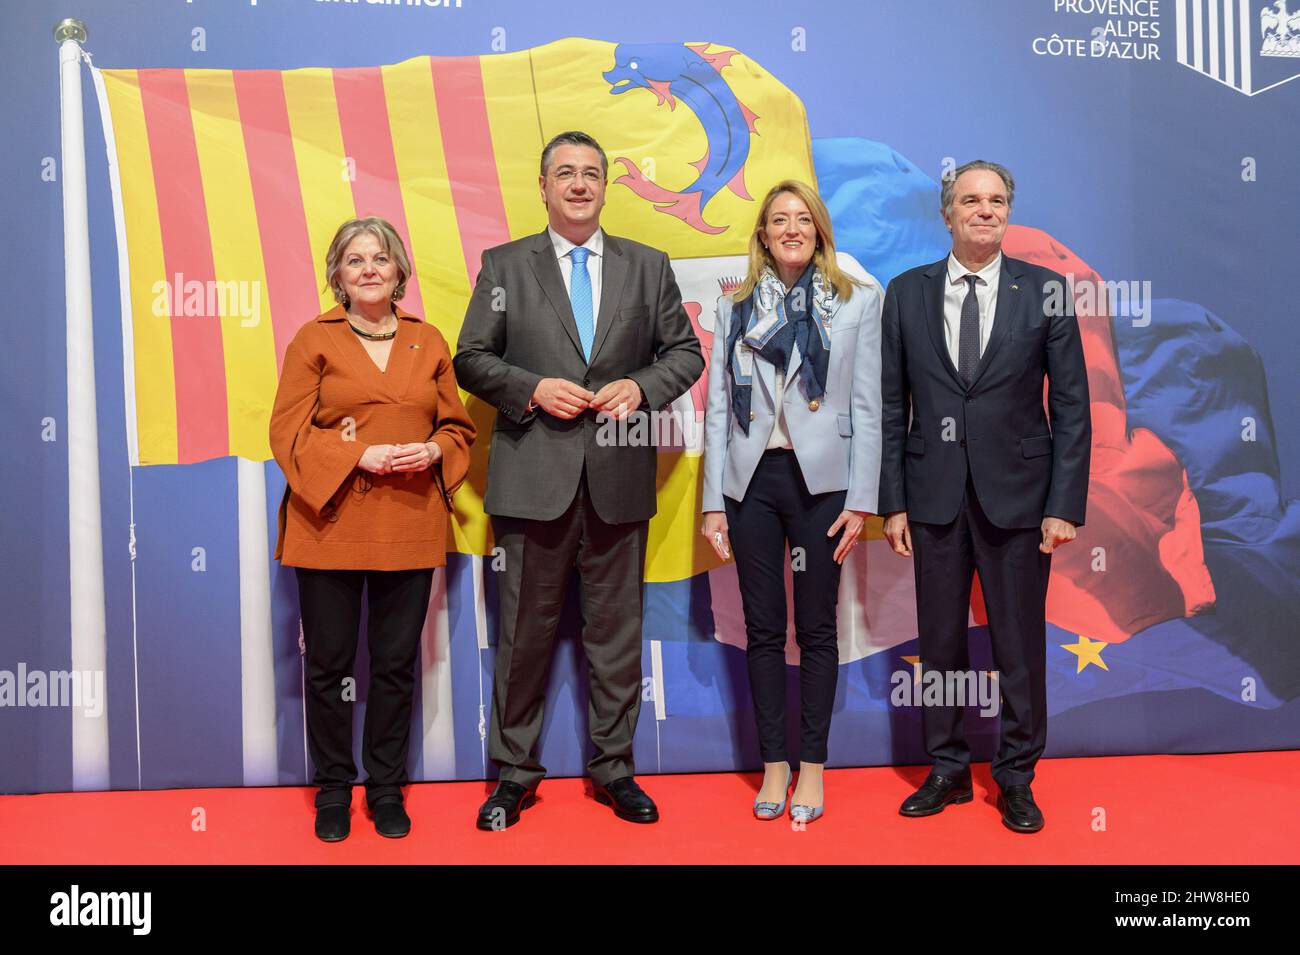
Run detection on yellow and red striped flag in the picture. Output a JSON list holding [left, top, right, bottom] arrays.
[[95, 38, 815, 567]]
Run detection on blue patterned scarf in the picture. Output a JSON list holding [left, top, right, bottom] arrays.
[[726, 264, 835, 434]]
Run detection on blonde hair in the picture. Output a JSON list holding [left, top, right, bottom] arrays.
[[732, 180, 860, 303], [324, 216, 412, 307]]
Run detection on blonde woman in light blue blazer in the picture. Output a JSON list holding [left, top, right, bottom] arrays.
[[701, 180, 882, 824]]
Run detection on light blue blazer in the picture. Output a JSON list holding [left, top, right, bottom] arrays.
[[701, 270, 883, 514]]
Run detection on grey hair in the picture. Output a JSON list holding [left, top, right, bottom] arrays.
[[540, 130, 608, 179], [940, 160, 1015, 215], [324, 216, 412, 307]]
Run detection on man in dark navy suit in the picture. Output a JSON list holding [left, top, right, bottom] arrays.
[[879, 160, 1091, 833]]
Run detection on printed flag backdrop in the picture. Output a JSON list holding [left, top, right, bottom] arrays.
[[2, 0, 1297, 794]]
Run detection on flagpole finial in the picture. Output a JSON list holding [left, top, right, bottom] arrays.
[[53, 18, 88, 44]]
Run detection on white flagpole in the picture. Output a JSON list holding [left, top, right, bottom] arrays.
[[237, 459, 278, 786], [473, 556, 488, 776], [56, 17, 110, 791], [419, 567, 456, 779]]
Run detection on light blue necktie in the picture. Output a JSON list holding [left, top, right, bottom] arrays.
[[569, 246, 594, 361]]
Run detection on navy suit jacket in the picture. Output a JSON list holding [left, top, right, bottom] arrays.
[[878, 254, 1091, 529]]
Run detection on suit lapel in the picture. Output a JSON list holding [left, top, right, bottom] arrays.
[[527, 231, 584, 360], [587, 232, 627, 366], [758, 346, 778, 404], [969, 256, 1020, 389], [922, 259, 965, 390]]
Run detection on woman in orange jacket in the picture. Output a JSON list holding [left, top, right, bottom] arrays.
[[270, 216, 475, 843]]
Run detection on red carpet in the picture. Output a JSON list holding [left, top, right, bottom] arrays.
[[3, 752, 1295, 864]]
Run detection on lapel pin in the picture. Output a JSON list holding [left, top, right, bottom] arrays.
[[1011, 284, 1019, 291]]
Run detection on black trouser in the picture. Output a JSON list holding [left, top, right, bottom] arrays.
[[488, 467, 649, 789], [296, 567, 434, 810], [724, 449, 846, 764], [909, 475, 1051, 788]]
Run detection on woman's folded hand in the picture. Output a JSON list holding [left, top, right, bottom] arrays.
[[391, 441, 439, 472]]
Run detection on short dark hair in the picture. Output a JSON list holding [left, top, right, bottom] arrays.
[[540, 130, 608, 179], [941, 160, 1015, 215]]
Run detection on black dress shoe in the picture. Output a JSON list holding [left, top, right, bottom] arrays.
[[476, 780, 536, 831], [371, 798, 411, 838], [898, 771, 974, 817], [593, 776, 659, 823], [997, 784, 1044, 833], [314, 805, 350, 842]]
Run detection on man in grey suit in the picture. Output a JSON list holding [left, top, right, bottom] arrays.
[[454, 131, 704, 829]]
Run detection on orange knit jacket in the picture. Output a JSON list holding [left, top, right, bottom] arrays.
[[269, 305, 476, 570]]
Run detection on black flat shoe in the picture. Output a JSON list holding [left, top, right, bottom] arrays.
[[593, 776, 659, 823], [997, 784, 1044, 833], [315, 805, 350, 843], [371, 799, 411, 839], [476, 780, 537, 831], [899, 771, 973, 817]]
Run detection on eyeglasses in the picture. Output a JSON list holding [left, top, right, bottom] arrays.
[[550, 168, 604, 184]]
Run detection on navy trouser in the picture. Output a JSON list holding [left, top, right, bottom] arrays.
[[909, 475, 1050, 788], [725, 449, 847, 764]]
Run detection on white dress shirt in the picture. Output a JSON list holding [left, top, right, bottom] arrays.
[[943, 251, 1002, 368], [766, 370, 794, 450], [548, 226, 604, 326]]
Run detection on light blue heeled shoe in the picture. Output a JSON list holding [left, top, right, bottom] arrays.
[[789, 802, 824, 825], [753, 763, 793, 820], [790, 772, 825, 824]]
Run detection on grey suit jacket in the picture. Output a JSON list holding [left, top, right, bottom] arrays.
[[453, 230, 704, 524], [702, 271, 884, 514]]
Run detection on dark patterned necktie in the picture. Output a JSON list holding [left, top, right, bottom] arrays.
[[958, 274, 980, 386]]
